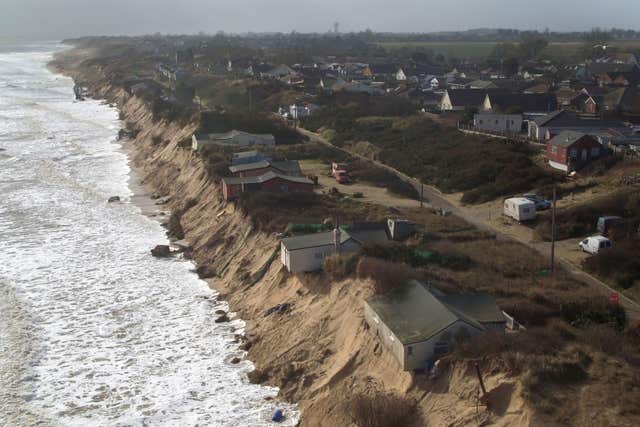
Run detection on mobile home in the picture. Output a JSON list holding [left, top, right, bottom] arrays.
[[503, 197, 536, 221]]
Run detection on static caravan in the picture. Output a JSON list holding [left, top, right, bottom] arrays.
[[503, 197, 536, 222]]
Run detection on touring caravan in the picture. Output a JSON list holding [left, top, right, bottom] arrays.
[[503, 197, 536, 222]]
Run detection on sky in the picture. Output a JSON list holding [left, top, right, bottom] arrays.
[[1, 0, 639, 40]]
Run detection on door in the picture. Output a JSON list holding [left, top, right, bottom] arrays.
[[582, 149, 588, 161]]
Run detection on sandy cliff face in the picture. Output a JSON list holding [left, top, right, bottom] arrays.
[[53, 52, 532, 426]]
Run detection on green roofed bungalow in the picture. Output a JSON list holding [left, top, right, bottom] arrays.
[[365, 281, 506, 371]]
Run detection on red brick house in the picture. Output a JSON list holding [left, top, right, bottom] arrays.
[[546, 131, 603, 172], [222, 171, 314, 201]]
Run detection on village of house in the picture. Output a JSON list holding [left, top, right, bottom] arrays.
[[55, 30, 640, 425]]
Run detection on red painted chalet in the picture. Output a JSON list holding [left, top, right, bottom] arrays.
[[546, 131, 603, 172], [222, 171, 314, 201]]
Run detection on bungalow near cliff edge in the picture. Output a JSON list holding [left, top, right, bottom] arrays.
[[365, 281, 506, 371]]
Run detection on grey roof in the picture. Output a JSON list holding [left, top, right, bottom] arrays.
[[439, 294, 506, 324], [533, 110, 628, 129], [281, 230, 354, 251], [228, 160, 271, 173], [486, 92, 558, 113], [367, 281, 487, 345], [233, 150, 260, 158], [271, 160, 302, 176], [548, 131, 593, 148], [348, 229, 389, 245], [222, 171, 313, 186], [446, 89, 496, 107]]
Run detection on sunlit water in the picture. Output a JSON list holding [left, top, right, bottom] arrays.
[[0, 43, 298, 426]]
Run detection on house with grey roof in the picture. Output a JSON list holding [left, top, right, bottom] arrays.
[[280, 223, 391, 273], [228, 160, 302, 178], [528, 110, 629, 141], [192, 130, 276, 150], [365, 281, 505, 371], [280, 229, 362, 273], [222, 171, 313, 201]]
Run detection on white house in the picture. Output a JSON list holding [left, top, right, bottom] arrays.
[[395, 68, 407, 81], [280, 229, 361, 273], [365, 281, 506, 371]]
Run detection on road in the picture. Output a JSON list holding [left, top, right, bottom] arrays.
[[297, 127, 640, 319]]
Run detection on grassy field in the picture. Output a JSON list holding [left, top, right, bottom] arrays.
[[377, 40, 640, 60]]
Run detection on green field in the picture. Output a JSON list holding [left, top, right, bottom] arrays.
[[377, 40, 640, 60]]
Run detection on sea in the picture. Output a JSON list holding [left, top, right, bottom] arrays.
[[0, 42, 298, 426]]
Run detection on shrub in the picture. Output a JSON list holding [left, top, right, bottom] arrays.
[[347, 392, 422, 427], [583, 239, 640, 289], [323, 253, 359, 280], [581, 325, 624, 356], [356, 257, 418, 294]]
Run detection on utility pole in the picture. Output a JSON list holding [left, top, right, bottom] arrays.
[[550, 184, 557, 274]]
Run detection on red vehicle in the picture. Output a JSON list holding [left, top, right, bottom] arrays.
[[334, 169, 350, 184]]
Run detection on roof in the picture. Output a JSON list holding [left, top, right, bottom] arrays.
[[366, 281, 490, 345], [228, 160, 271, 173], [533, 110, 628, 129], [348, 229, 389, 246], [589, 235, 611, 243], [369, 63, 399, 74], [486, 93, 558, 113], [222, 171, 313, 186], [271, 160, 302, 176], [200, 130, 275, 142], [468, 80, 498, 89], [445, 89, 496, 107], [439, 294, 505, 324], [228, 160, 302, 176], [505, 197, 536, 206], [281, 230, 353, 251], [548, 131, 595, 148], [233, 150, 260, 158]]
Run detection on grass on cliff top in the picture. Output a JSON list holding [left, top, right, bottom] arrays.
[[307, 110, 555, 204]]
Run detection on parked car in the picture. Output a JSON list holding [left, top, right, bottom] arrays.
[[523, 193, 551, 210], [597, 216, 624, 235], [579, 235, 612, 255]]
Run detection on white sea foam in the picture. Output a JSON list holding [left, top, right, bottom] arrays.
[[0, 44, 298, 426]]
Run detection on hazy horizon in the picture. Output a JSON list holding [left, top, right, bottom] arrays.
[[1, 0, 639, 41]]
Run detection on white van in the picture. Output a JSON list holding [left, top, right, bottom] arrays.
[[579, 236, 612, 255], [503, 197, 536, 222]]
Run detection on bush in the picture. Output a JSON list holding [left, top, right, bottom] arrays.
[[347, 392, 422, 427], [356, 257, 418, 294], [323, 253, 359, 280], [583, 239, 640, 289]]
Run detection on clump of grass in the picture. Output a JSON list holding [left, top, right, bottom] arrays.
[[356, 257, 419, 294], [347, 392, 422, 427], [323, 253, 360, 280]]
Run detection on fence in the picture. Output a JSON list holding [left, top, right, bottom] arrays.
[[457, 123, 544, 146]]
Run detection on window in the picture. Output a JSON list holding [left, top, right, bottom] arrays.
[[495, 120, 499, 124], [407, 346, 413, 356], [479, 120, 483, 124], [523, 207, 530, 213], [551, 146, 557, 155], [570, 148, 578, 159], [591, 147, 600, 157]]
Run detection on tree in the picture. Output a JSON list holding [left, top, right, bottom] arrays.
[[519, 37, 549, 59]]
